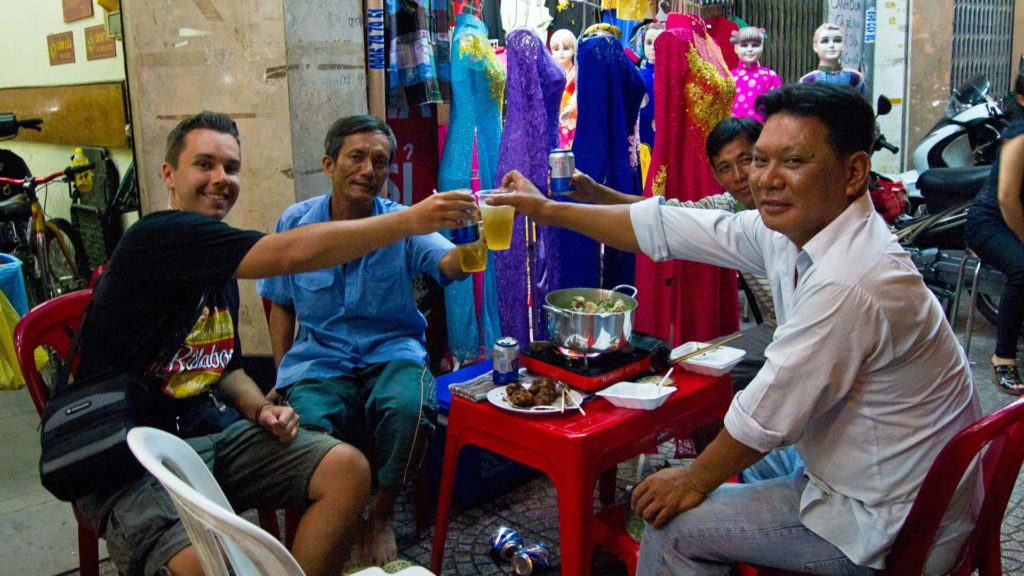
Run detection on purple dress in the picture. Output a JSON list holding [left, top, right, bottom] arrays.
[[493, 27, 566, 344]]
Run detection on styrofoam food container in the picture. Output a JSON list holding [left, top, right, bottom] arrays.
[[671, 341, 746, 376], [596, 382, 676, 410]]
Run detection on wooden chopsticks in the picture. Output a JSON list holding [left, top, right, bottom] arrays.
[[670, 333, 743, 366]]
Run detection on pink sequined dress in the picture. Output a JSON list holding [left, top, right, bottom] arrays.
[[731, 62, 781, 122], [636, 13, 739, 347]]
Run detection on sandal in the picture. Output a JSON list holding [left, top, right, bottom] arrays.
[[992, 363, 1024, 396]]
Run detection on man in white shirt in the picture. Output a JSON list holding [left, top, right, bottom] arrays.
[[492, 83, 980, 574]]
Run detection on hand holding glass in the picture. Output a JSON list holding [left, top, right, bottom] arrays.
[[476, 188, 515, 250]]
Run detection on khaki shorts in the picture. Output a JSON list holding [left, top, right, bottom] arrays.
[[77, 419, 341, 576]]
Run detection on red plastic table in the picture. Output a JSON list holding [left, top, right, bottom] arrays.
[[430, 371, 731, 575]]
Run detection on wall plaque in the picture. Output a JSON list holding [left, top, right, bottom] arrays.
[[85, 25, 117, 60], [47, 31, 76, 66], [62, 0, 93, 22]]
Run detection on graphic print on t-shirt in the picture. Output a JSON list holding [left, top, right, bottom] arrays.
[[159, 297, 236, 399]]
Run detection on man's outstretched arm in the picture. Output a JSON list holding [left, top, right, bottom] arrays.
[[492, 170, 641, 253], [235, 190, 476, 279]]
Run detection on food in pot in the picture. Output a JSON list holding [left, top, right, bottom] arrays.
[[505, 377, 559, 408], [568, 295, 629, 313]]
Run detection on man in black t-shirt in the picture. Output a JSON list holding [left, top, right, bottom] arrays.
[[72, 111, 476, 576]]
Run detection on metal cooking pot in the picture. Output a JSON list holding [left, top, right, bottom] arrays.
[[543, 285, 638, 353]]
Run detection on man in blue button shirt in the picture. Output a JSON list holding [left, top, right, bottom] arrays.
[[257, 115, 469, 567]]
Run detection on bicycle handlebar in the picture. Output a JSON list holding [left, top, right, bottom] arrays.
[[0, 162, 94, 187]]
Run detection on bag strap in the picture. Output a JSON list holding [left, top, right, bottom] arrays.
[[52, 292, 206, 398], [53, 300, 92, 397]]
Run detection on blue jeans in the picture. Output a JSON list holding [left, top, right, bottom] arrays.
[[637, 449, 875, 575], [966, 207, 1024, 359]]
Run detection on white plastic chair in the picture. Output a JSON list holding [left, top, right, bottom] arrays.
[[126, 427, 305, 576], [349, 567, 436, 576]]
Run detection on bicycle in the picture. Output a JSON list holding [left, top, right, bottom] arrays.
[[0, 115, 92, 306]]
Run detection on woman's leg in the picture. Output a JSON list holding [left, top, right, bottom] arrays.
[[967, 218, 1024, 391]]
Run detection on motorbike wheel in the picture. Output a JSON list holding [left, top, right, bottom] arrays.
[[43, 217, 91, 298]]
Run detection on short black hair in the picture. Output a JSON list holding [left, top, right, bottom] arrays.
[[706, 117, 763, 161], [324, 115, 397, 162], [754, 83, 874, 158], [1015, 72, 1024, 98], [164, 111, 240, 168]]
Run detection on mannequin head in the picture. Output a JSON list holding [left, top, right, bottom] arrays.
[[642, 23, 666, 64], [549, 29, 577, 73], [732, 26, 766, 66], [812, 23, 844, 69]]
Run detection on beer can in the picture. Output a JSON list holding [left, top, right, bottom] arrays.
[[489, 526, 524, 561], [512, 542, 552, 575], [548, 149, 575, 195], [450, 220, 480, 245], [492, 336, 520, 385]]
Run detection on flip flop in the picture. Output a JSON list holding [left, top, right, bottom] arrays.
[[992, 363, 1024, 396]]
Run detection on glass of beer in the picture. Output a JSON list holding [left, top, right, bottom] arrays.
[[456, 233, 488, 273], [449, 215, 487, 273], [476, 188, 515, 251]]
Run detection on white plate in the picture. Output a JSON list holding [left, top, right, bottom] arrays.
[[486, 385, 585, 415]]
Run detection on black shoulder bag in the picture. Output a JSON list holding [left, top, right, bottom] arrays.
[[38, 306, 151, 502]]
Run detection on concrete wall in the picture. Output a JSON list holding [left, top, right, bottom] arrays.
[[122, 1, 296, 355], [870, 0, 909, 175], [0, 3, 132, 221], [906, 0, 954, 171]]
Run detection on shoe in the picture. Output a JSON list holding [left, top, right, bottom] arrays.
[[992, 363, 1024, 396]]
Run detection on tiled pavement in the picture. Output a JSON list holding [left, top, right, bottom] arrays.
[[3, 299, 1023, 575]]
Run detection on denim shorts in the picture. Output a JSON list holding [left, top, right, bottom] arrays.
[[77, 419, 341, 576]]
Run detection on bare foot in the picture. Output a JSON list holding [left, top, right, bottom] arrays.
[[363, 514, 398, 566]]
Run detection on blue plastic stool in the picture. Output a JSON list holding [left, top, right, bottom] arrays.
[[0, 254, 29, 316]]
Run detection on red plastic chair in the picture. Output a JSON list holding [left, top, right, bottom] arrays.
[[88, 264, 108, 289], [13, 289, 100, 576], [744, 396, 1024, 576]]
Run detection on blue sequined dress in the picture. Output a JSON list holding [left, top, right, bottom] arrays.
[[437, 13, 504, 361]]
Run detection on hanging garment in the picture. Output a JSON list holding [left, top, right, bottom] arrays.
[[617, 0, 652, 22], [638, 61, 655, 146], [386, 0, 452, 107], [494, 27, 566, 345], [574, 27, 646, 289], [437, 13, 505, 361], [638, 14, 739, 346], [731, 62, 781, 122], [705, 15, 740, 71], [546, 0, 592, 37], [559, 65, 578, 149], [500, 0, 554, 38], [601, 10, 640, 50]]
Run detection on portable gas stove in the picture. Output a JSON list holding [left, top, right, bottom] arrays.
[[520, 333, 671, 391]]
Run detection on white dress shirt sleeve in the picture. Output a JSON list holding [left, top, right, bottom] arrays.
[[629, 197, 770, 277]]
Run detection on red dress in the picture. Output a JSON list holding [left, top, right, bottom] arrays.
[[635, 14, 739, 346]]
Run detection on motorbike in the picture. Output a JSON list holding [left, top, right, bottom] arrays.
[[912, 74, 1007, 170], [881, 75, 1008, 325]]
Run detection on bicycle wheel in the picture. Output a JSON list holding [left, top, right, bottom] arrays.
[[14, 245, 46, 308], [43, 217, 91, 297]]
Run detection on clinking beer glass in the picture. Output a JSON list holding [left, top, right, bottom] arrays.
[[475, 188, 515, 251], [451, 213, 487, 273]]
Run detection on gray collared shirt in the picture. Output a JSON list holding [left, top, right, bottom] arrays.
[[631, 193, 980, 569]]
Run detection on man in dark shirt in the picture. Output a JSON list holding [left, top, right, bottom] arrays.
[[74, 111, 475, 576]]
